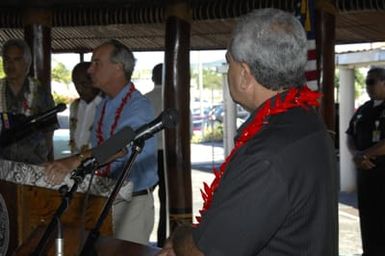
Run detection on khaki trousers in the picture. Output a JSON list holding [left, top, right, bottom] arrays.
[[112, 190, 154, 245]]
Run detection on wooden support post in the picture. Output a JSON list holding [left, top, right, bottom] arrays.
[[23, 8, 54, 161], [164, 0, 193, 233], [317, 1, 336, 137], [23, 8, 52, 90]]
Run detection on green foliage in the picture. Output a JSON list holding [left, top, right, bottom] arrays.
[[0, 58, 4, 78], [132, 68, 151, 80], [192, 121, 223, 143], [52, 62, 71, 85], [203, 122, 223, 142], [334, 69, 340, 102], [334, 69, 339, 89], [191, 133, 202, 143], [354, 69, 365, 97], [52, 92, 72, 105], [334, 68, 366, 100], [202, 69, 222, 90], [191, 68, 222, 90]]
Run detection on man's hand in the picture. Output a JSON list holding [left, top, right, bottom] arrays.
[[353, 152, 376, 170], [42, 156, 77, 185], [157, 225, 204, 256], [157, 239, 176, 256]]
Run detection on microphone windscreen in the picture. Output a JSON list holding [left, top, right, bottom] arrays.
[[162, 108, 179, 128], [57, 103, 67, 112], [91, 126, 135, 165]]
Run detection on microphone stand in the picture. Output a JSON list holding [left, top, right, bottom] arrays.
[[55, 217, 64, 256], [31, 158, 98, 256], [79, 139, 145, 256]]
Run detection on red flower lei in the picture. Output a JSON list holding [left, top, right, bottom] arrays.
[[195, 86, 321, 224], [95, 84, 136, 176]]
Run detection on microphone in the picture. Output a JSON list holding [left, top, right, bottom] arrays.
[[91, 126, 135, 165], [29, 103, 67, 124], [71, 126, 135, 180], [134, 108, 179, 142], [0, 103, 67, 147], [90, 109, 178, 165], [72, 109, 177, 179]]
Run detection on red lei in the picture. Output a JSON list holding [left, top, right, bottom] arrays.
[[95, 84, 136, 176], [195, 86, 321, 224]]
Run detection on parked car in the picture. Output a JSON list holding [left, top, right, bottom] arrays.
[[53, 128, 71, 159], [53, 108, 71, 159], [208, 104, 249, 123], [191, 102, 211, 135]]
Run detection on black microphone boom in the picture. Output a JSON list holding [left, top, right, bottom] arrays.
[[72, 109, 177, 177], [134, 108, 179, 142], [29, 103, 67, 124], [0, 103, 67, 147], [71, 126, 136, 179], [91, 126, 135, 165]]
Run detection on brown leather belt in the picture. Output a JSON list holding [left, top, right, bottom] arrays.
[[132, 185, 156, 197]]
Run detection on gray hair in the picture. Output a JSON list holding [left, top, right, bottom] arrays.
[[229, 8, 307, 90], [104, 39, 136, 81], [2, 39, 32, 71]]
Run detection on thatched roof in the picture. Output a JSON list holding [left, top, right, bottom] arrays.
[[0, 0, 384, 53]]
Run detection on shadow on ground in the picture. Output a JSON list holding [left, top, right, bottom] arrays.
[[339, 191, 358, 208]]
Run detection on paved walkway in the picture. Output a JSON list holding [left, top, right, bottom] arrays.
[[150, 143, 363, 255], [339, 200, 362, 256]]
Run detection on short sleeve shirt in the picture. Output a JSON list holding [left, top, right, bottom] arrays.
[[192, 106, 338, 256], [346, 100, 385, 167], [0, 77, 56, 164]]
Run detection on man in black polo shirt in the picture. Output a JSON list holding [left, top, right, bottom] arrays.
[[158, 8, 338, 256], [347, 67, 385, 256]]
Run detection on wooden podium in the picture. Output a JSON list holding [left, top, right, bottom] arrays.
[[15, 225, 160, 255], [0, 159, 134, 255]]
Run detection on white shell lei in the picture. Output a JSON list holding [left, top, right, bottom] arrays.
[[0, 77, 38, 116]]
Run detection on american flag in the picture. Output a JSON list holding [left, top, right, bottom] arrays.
[[295, 0, 319, 91]]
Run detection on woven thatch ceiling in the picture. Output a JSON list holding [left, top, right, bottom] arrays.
[[0, 0, 385, 53]]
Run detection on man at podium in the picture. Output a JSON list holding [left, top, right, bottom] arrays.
[[0, 39, 57, 164], [43, 40, 158, 246]]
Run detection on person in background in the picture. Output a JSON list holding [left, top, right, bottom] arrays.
[[0, 39, 56, 164], [158, 8, 338, 256], [347, 67, 385, 256], [145, 63, 167, 246], [69, 61, 102, 154], [43, 40, 158, 245]]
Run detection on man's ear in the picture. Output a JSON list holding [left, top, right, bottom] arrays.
[[114, 63, 124, 72], [240, 62, 253, 90]]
